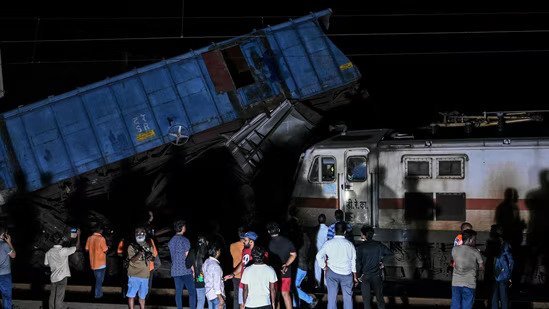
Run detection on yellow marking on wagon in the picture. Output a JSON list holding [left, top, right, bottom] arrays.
[[136, 130, 156, 141], [339, 62, 353, 70]]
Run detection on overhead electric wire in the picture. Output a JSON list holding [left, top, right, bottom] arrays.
[[3, 28, 549, 44], [6, 48, 549, 65], [2, 11, 549, 20]]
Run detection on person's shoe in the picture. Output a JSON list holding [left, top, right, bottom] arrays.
[[309, 295, 319, 308]]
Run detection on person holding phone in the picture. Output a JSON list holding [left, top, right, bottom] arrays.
[[45, 229, 80, 309], [0, 226, 16, 309]]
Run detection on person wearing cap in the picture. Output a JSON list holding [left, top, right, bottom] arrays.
[[227, 227, 246, 309], [224, 231, 258, 309]]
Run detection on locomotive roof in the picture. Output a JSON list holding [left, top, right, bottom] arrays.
[[313, 129, 391, 149], [314, 126, 549, 150]]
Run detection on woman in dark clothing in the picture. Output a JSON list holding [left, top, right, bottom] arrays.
[[187, 235, 209, 309]]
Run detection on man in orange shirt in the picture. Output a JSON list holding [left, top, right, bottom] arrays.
[[85, 225, 109, 299], [227, 227, 245, 309]]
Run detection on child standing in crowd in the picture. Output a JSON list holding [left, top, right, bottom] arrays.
[[454, 222, 473, 247]]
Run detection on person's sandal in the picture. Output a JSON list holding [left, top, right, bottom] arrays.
[[310, 295, 319, 308]]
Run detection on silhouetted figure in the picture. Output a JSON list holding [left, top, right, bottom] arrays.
[[525, 170, 549, 285], [495, 188, 525, 251], [403, 178, 433, 279], [484, 225, 513, 309]]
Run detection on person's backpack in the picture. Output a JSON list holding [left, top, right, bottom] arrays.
[[494, 242, 514, 282]]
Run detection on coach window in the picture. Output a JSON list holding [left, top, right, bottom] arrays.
[[405, 158, 431, 178], [437, 158, 465, 179], [347, 156, 367, 182]]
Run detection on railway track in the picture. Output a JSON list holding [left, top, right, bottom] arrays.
[[8, 282, 549, 309]]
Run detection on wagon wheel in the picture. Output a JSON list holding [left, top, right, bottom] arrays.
[[168, 125, 190, 146]]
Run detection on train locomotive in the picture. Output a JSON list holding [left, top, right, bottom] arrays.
[[292, 127, 549, 283]]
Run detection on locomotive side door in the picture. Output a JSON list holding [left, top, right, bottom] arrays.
[[341, 149, 371, 225]]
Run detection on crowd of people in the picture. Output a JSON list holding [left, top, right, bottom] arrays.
[[0, 208, 518, 309]]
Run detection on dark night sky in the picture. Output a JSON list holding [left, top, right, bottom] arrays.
[[2, 1, 549, 129]]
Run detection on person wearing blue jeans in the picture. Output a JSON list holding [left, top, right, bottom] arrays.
[[451, 229, 484, 309], [491, 281, 509, 309], [85, 227, 109, 299], [294, 231, 317, 308], [451, 286, 475, 309], [169, 220, 196, 309], [0, 274, 12, 309], [174, 275, 196, 309], [0, 228, 16, 309], [316, 222, 357, 309], [204, 243, 225, 309], [196, 286, 205, 309], [94, 268, 106, 298], [208, 297, 225, 309], [295, 268, 315, 307]]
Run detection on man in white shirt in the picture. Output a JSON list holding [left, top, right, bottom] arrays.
[[241, 246, 278, 309], [203, 242, 225, 309], [44, 229, 80, 309], [315, 214, 329, 288], [316, 222, 357, 309]]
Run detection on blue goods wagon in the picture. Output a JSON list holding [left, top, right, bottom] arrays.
[[0, 9, 361, 194]]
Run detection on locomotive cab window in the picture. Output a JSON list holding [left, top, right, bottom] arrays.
[[321, 157, 336, 182], [308, 156, 336, 183], [347, 156, 367, 182], [437, 158, 465, 178], [404, 158, 431, 178], [308, 157, 319, 182]]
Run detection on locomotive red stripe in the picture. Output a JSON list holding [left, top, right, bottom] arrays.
[[294, 197, 528, 211], [378, 198, 528, 210], [294, 197, 338, 209]]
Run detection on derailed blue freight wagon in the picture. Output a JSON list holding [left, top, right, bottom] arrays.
[[0, 9, 361, 195]]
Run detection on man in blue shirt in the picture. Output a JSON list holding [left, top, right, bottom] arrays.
[[169, 220, 196, 309]]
